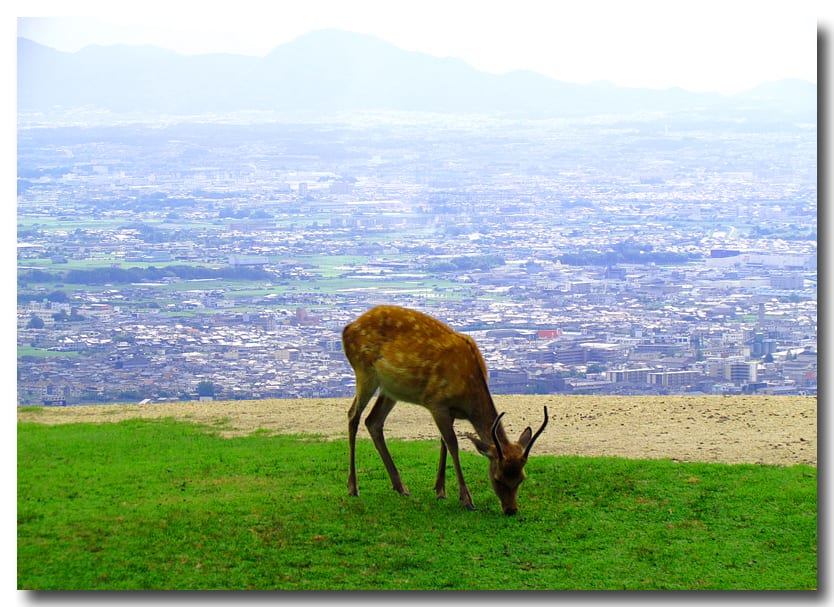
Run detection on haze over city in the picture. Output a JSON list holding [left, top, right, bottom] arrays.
[[14, 12, 818, 404]]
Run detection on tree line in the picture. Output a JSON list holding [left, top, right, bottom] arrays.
[[558, 241, 700, 266], [19, 264, 275, 287], [424, 254, 506, 273]]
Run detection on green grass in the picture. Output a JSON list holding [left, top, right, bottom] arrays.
[[18, 419, 817, 590], [18, 347, 80, 359]]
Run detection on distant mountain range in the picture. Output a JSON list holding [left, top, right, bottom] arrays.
[[17, 28, 816, 120]]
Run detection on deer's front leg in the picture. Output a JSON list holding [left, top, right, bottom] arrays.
[[433, 414, 475, 510]]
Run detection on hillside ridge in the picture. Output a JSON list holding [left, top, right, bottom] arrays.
[[17, 31, 815, 118]]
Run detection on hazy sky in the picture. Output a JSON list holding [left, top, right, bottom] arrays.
[[13, 0, 823, 94]]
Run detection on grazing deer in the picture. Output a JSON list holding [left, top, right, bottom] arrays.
[[342, 305, 548, 515]]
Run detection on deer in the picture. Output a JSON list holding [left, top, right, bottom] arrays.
[[342, 305, 548, 515]]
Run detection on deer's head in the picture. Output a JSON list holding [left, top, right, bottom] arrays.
[[467, 407, 548, 515]]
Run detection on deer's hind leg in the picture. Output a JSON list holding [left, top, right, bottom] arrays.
[[365, 394, 409, 496], [434, 439, 448, 499], [347, 374, 379, 497]]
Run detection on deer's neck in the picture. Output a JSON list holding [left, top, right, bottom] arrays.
[[472, 398, 510, 446]]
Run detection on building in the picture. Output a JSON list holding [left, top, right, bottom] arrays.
[[770, 272, 805, 290], [725, 361, 757, 384], [607, 367, 653, 383], [648, 370, 701, 389]]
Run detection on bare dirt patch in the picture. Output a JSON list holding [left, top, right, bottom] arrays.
[[18, 395, 816, 467]]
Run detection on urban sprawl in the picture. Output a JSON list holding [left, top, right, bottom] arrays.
[[17, 112, 817, 405]]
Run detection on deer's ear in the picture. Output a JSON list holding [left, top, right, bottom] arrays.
[[518, 426, 533, 448], [466, 433, 497, 458]]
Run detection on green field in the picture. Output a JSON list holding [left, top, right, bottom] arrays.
[[17, 347, 80, 359], [18, 418, 817, 590]]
